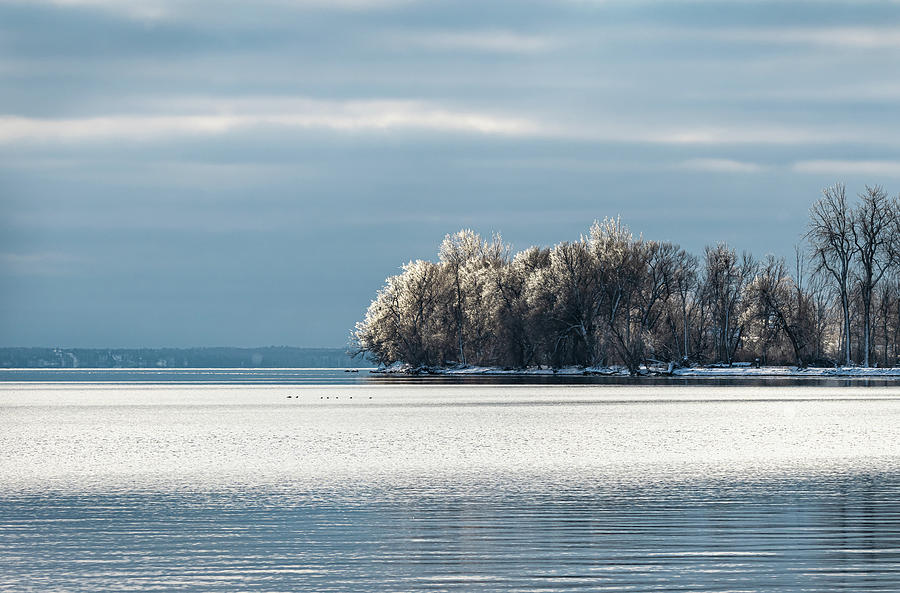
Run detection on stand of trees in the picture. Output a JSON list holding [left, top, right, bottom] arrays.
[[354, 184, 900, 372]]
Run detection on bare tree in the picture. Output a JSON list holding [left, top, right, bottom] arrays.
[[672, 250, 698, 361], [749, 255, 812, 367], [702, 243, 756, 364], [807, 183, 856, 365], [632, 241, 682, 365], [528, 240, 602, 367], [875, 278, 898, 366], [851, 185, 895, 367]]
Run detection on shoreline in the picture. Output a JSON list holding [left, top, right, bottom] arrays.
[[373, 363, 900, 379]]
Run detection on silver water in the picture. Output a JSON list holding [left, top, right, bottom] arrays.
[[1, 376, 898, 591]]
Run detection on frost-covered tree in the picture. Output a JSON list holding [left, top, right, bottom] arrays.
[[354, 184, 900, 371], [438, 230, 508, 365], [590, 218, 644, 371], [353, 259, 445, 366]]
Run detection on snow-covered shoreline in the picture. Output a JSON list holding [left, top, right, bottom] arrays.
[[373, 362, 900, 379]]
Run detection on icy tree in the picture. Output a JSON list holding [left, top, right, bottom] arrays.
[[354, 183, 900, 370], [353, 259, 445, 366], [438, 230, 508, 365]]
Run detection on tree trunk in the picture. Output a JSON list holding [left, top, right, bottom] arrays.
[[841, 290, 851, 366], [863, 295, 871, 367]]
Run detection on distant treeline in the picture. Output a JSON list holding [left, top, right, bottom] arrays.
[[354, 183, 900, 373], [0, 347, 358, 369]]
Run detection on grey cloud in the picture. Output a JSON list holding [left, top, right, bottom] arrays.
[[3, 0, 900, 347]]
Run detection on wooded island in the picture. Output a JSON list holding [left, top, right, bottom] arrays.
[[353, 184, 900, 374]]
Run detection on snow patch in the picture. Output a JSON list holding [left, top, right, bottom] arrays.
[[373, 363, 900, 378]]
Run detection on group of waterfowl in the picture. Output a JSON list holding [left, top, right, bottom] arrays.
[[285, 394, 372, 400]]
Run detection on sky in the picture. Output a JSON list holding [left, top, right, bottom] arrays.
[[2, 0, 900, 348]]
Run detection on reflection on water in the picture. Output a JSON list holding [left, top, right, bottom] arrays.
[[0, 368, 375, 384], [3, 367, 900, 387], [2, 476, 899, 592], [1, 375, 899, 591]]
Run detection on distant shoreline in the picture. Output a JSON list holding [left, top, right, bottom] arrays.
[[373, 363, 900, 379], [0, 346, 358, 369]]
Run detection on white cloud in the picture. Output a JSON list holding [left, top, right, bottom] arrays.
[[0, 0, 415, 20], [578, 24, 900, 51], [716, 26, 900, 49], [678, 158, 765, 173], [31, 0, 169, 19], [620, 125, 838, 146], [792, 160, 900, 177], [0, 99, 544, 143], [4, 110, 898, 147], [4, 94, 900, 148]]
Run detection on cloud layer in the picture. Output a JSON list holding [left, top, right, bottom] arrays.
[[3, 0, 900, 347]]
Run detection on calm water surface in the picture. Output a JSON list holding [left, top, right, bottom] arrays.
[[1, 371, 899, 591]]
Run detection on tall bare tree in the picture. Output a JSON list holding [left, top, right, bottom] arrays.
[[851, 185, 895, 367], [702, 243, 756, 364], [807, 183, 856, 365], [677, 251, 698, 360], [542, 240, 604, 366], [875, 278, 898, 366], [749, 255, 813, 367]]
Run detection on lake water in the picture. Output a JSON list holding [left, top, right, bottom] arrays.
[[1, 370, 899, 591]]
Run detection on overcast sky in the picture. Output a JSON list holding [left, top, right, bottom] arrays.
[[2, 0, 900, 348]]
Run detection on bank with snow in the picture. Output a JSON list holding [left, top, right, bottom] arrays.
[[373, 362, 900, 379]]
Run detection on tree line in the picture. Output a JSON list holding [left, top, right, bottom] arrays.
[[0, 347, 358, 368], [353, 183, 900, 372]]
